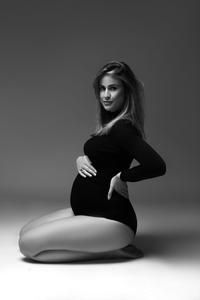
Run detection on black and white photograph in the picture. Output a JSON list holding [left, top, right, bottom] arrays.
[[0, 1, 199, 299]]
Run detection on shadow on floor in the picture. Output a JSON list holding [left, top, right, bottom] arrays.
[[135, 228, 200, 262], [21, 255, 135, 265]]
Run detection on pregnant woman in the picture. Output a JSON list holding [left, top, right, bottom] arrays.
[[18, 61, 166, 263]]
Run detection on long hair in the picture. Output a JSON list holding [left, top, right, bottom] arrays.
[[92, 60, 146, 140]]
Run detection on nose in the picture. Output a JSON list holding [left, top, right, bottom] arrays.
[[104, 89, 111, 99]]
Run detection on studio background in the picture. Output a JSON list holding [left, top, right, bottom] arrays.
[[0, 0, 199, 222], [1, 2, 200, 300]]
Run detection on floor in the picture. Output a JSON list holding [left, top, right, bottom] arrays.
[[1, 198, 200, 300]]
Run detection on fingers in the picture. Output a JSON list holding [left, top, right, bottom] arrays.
[[107, 187, 129, 200], [79, 169, 87, 178], [108, 187, 128, 199], [107, 189, 112, 200], [79, 165, 97, 177], [77, 155, 97, 178], [83, 157, 97, 175], [88, 165, 97, 175], [114, 184, 129, 199], [107, 176, 129, 200]]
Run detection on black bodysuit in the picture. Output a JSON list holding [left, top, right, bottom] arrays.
[[70, 118, 166, 235]]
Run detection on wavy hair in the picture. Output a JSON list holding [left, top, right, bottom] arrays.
[[92, 60, 146, 140]]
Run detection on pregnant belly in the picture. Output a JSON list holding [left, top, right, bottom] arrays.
[[70, 173, 110, 211]]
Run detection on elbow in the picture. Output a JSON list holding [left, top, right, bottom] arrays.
[[162, 163, 167, 175], [158, 160, 167, 176], [147, 160, 166, 177]]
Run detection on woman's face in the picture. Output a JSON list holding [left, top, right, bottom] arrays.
[[99, 75, 125, 113]]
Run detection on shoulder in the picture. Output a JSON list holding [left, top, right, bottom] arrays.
[[111, 119, 141, 137]]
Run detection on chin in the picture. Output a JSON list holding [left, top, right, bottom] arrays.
[[106, 108, 115, 112]]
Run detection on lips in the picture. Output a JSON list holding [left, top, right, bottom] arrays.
[[103, 101, 112, 105]]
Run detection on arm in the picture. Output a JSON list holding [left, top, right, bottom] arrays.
[[110, 120, 167, 182]]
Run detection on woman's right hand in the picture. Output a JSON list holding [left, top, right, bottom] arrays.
[[76, 155, 97, 178]]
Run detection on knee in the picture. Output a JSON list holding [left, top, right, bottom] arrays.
[[18, 231, 40, 258], [19, 219, 33, 238], [18, 233, 32, 258], [19, 225, 27, 239]]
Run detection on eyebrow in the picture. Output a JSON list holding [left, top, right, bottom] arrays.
[[99, 83, 121, 87]]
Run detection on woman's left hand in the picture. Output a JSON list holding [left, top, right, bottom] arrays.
[[107, 172, 129, 200]]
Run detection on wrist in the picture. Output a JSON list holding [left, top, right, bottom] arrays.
[[116, 171, 126, 182], [116, 172, 121, 179]]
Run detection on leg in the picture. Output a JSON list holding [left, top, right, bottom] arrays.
[[32, 246, 143, 263], [19, 207, 74, 237], [32, 249, 114, 263], [19, 215, 136, 261]]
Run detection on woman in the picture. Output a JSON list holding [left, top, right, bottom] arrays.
[[18, 61, 166, 262]]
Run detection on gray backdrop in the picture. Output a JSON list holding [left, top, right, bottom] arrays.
[[0, 0, 199, 215]]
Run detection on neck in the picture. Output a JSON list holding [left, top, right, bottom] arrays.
[[104, 108, 120, 120]]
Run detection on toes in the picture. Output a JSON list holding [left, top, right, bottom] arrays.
[[120, 245, 144, 259]]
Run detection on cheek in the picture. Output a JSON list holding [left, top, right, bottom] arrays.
[[115, 91, 124, 102], [99, 91, 103, 99], [115, 94, 124, 109]]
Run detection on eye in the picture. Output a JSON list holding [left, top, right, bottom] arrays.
[[109, 86, 117, 91], [99, 86, 105, 91]]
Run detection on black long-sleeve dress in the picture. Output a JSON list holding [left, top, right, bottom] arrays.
[[70, 118, 166, 236]]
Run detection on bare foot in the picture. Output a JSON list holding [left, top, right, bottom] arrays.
[[100, 245, 144, 261], [113, 244, 144, 260]]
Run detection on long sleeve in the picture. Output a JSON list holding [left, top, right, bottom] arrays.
[[110, 120, 167, 182]]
